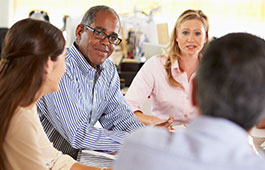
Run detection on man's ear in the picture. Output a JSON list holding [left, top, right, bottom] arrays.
[[75, 24, 85, 43], [191, 77, 198, 107], [45, 57, 53, 75]]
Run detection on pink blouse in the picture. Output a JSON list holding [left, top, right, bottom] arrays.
[[125, 55, 198, 125]]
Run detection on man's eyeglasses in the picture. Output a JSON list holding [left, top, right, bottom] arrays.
[[84, 25, 122, 45]]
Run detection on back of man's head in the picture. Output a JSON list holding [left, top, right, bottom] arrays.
[[196, 33, 265, 130]]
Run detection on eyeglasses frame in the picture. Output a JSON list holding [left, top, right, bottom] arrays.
[[83, 24, 122, 45]]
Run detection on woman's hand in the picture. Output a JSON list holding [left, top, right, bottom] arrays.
[[256, 118, 265, 129], [155, 115, 174, 130]]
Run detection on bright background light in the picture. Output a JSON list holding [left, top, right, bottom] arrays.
[[3, 0, 265, 39]]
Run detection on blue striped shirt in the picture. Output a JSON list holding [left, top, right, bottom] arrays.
[[114, 116, 265, 170], [37, 43, 144, 158]]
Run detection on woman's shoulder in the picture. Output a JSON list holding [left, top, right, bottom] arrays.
[[12, 107, 36, 123], [145, 54, 167, 66], [6, 107, 38, 139]]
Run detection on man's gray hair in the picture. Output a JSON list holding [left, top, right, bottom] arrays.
[[80, 5, 120, 26]]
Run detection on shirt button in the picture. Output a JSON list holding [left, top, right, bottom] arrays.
[[184, 114, 188, 118], [89, 80, 93, 83]]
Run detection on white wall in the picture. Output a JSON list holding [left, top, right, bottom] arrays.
[[0, 0, 13, 27]]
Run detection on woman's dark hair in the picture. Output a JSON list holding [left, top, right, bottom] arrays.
[[0, 18, 65, 170]]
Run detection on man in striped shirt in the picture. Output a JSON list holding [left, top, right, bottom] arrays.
[[36, 5, 148, 159]]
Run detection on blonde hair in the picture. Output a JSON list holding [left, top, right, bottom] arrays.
[[164, 9, 209, 88]]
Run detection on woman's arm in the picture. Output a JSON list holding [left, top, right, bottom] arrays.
[[71, 163, 111, 170], [134, 110, 163, 125]]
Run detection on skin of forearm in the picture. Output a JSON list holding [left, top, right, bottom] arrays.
[[71, 163, 112, 170], [134, 110, 163, 125]]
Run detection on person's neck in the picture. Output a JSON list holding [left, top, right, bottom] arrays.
[[83, 55, 96, 68], [22, 89, 43, 110], [178, 53, 199, 80], [74, 42, 97, 68], [179, 53, 198, 70], [24, 103, 36, 110]]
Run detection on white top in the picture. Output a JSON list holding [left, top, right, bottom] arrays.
[[3, 105, 76, 170]]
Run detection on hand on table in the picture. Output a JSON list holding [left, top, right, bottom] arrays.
[[100, 168, 112, 170], [155, 115, 174, 130], [257, 118, 265, 129]]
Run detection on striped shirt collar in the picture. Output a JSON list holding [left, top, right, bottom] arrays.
[[67, 43, 103, 74]]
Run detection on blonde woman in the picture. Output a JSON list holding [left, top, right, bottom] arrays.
[[0, 19, 110, 170], [125, 9, 209, 126]]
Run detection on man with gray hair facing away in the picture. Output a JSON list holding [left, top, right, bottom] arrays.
[[114, 32, 265, 170]]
